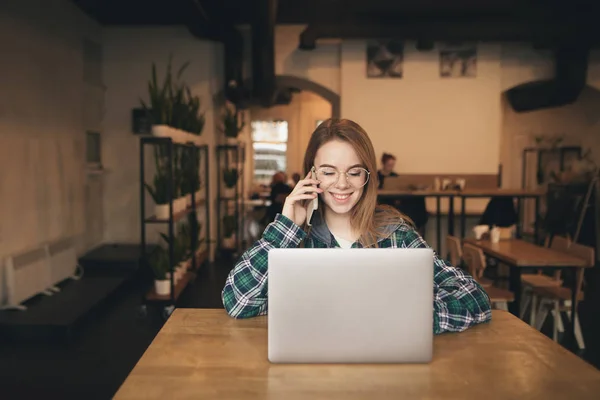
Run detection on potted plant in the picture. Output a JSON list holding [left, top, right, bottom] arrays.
[[144, 170, 170, 219], [223, 168, 238, 198], [160, 228, 189, 283], [219, 103, 245, 144], [222, 215, 237, 249], [185, 87, 205, 144], [149, 247, 171, 296], [141, 55, 193, 143], [141, 59, 173, 139]]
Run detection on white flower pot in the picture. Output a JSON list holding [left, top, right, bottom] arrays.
[[152, 125, 171, 138], [154, 279, 171, 295], [155, 204, 170, 220], [223, 187, 235, 198], [222, 235, 236, 249]]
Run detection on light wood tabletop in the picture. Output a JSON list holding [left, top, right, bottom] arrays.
[[114, 309, 600, 400], [464, 239, 590, 268]]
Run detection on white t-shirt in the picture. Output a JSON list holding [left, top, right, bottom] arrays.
[[333, 234, 355, 249]]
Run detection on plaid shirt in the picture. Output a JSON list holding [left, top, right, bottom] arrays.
[[222, 214, 492, 334]]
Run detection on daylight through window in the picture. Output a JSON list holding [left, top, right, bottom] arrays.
[[251, 120, 288, 184]]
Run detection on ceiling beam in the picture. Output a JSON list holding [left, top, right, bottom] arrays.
[[298, 17, 599, 50]]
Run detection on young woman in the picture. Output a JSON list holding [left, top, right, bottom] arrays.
[[222, 119, 491, 334]]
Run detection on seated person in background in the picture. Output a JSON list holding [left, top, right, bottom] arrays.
[[222, 118, 491, 334], [291, 172, 301, 187], [377, 153, 398, 189], [266, 171, 292, 223], [377, 152, 428, 232]]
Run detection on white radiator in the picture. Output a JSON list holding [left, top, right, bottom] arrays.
[[2, 246, 52, 310], [1, 238, 80, 310], [47, 238, 79, 287]]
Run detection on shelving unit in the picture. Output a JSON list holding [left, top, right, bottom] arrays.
[[139, 137, 210, 316], [521, 146, 582, 189], [216, 143, 246, 256], [520, 146, 582, 236]]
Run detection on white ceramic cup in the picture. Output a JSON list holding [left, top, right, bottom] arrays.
[[473, 225, 489, 240], [490, 227, 501, 243]]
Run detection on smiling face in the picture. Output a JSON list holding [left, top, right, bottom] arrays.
[[314, 140, 366, 216]]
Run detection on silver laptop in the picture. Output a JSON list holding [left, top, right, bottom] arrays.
[[268, 248, 434, 363]]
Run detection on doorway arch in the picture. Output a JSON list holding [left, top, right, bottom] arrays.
[[273, 75, 340, 118]]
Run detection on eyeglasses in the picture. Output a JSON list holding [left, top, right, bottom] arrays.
[[312, 166, 370, 189]]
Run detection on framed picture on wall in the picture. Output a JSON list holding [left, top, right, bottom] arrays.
[[366, 40, 404, 78], [439, 42, 477, 78]]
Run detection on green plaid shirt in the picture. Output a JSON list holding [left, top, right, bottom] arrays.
[[222, 214, 491, 334]]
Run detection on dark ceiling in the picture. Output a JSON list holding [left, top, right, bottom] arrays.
[[72, 0, 600, 109], [74, 0, 597, 28]]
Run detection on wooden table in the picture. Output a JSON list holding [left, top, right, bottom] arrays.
[[114, 309, 600, 400], [377, 188, 545, 254], [464, 239, 589, 346]]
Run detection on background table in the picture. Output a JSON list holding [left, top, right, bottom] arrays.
[[115, 309, 600, 400], [464, 238, 589, 347]]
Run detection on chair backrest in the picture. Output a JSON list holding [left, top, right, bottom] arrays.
[[446, 235, 462, 268], [546, 235, 571, 280], [565, 242, 595, 304], [462, 243, 486, 282]]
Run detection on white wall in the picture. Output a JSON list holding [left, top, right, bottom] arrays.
[[341, 40, 503, 175], [102, 27, 223, 259], [0, 0, 102, 259]]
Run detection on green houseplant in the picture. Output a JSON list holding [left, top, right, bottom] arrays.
[[222, 168, 238, 198], [222, 215, 238, 249], [149, 247, 171, 295], [141, 55, 205, 144], [219, 103, 245, 143]]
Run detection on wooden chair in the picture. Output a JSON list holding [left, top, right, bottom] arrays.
[[531, 241, 593, 349], [446, 235, 463, 269], [519, 235, 569, 320], [462, 243, 514, 310]]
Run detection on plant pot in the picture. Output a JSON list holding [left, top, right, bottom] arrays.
[[222, 234, 236, 249], [223, 187, 235, 199], [154, 279, 171, 296], [155, 204, 170, 220], [152, 125, 171, 138]]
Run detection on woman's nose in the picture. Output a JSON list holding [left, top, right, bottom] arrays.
[[335, 173, 350, 188]]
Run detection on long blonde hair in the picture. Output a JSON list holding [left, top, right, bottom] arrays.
[[302, 118, 412, 247]]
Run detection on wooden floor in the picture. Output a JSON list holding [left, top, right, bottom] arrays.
[[0, 257, 598, 399]]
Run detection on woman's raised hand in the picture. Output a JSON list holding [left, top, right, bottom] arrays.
[[281, 171, 323, 226]]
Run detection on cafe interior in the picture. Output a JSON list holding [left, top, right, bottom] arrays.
[[2, 0, 600, 398]]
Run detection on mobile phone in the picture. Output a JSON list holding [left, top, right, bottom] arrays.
[[306, 169, 319, 226]]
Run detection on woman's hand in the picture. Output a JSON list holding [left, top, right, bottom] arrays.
[[281, 171, 323, 226]]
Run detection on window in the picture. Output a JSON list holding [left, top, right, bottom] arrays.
[[251, 120, 288, 184]]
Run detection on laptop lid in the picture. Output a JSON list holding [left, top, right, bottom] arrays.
[[268, 248, 434, 363]]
